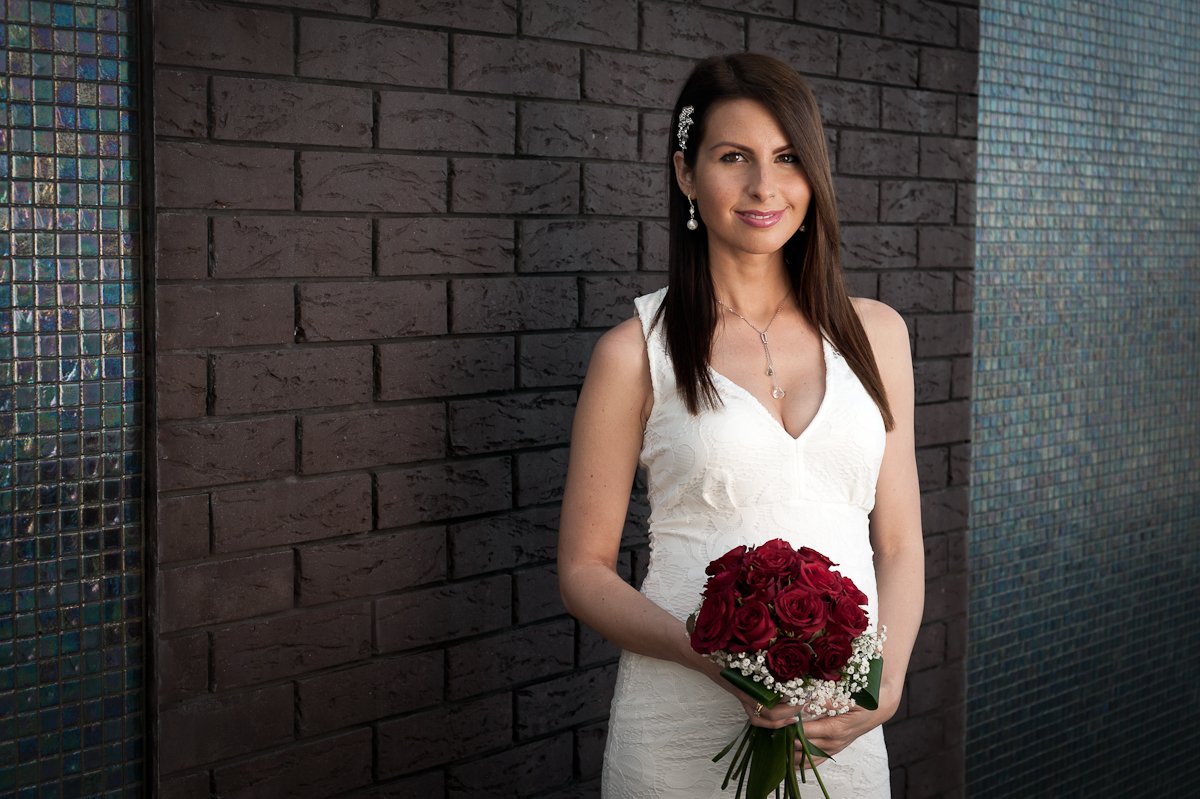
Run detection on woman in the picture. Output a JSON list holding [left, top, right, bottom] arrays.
[[558, 53, 924, 797]]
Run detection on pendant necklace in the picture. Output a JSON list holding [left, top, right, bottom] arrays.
[[716, 292, 791, 399]]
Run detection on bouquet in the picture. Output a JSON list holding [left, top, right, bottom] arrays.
[[686, 539, 885, 799]]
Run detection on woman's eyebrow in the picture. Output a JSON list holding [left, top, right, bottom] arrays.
[[707, 140, 796, 154]]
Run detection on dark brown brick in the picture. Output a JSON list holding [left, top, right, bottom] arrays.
[[521, 0, 637, 47], [299, 280, 446, 341], [958, 94, 978, 138], [515, 664, 617, 738], [301, 405, 444, 474], [379, 92, 514, 153], [159, 551, 293, 633], [156, 213, 207, 279], [298, 19, 447, 88], [159, 771, 209, 799], [158, 684, 293, 773], [349, 772, 445, 798], [377, 457, 512, 527], [915, 313, 971, 357], [923, 532, 948, 578], [211, 474, 372, 553], [582, 50, 691, 108], [576, 721, 609, 779], [581, 275, 665, 326], [845, 271, 878, 300], [882, 87, 957, 134], [514, 562, 566, 623], [881, 180, 955, 223], [156, 353, 206, 421], [884, 0, 957, 46], [245, 0, 370, 12], [158, 493, 210, 564], [748, 19, 838, 76], [833, 176, 879, 223], [841, 225, 917, 269], [583, 163, 662, 217], [922, 485, 969, 534], [950, 354, 971, 397], [950, 442, 970, 485], [956, 183, 975, 225], [154, 68, 206, 137], [299, 526, 446, 605], [909, 621, 947, 672], [840, 35, 918, 85], [519, 331, 600, 388], [641, 0, 743, 59], [520, 103, 638, 160], [954, 269, 973, 313], [820, 0, 882, 34], [157, 283, 294, 349], [449, 507, 559, 577], [296, 650, 443, 735], [920, 47, 978, 93], [883, 713, 944, 765], [451, 276, 577, 333], [579, 622, 620, 667], [640, 111, 671, 162], [918, 225, 973, 268], [454, 35, 580, 99], [154, 0, 292, 75], [212, 602, 372, 688], [213, 216, 371, 279], [449, 391, 576, 455], [842, 131, 919, 177], [447, 619, 574, 699], [378, 337, 514, 400], [213, 729, 373, 799], [452, 158, 578, 214], [915, 400, 968, 447], [447, 734, 574, 797], [920, 137, 975, 181], [375, 574, 511, 652], [379, 218, 513, 276], [809, 78, 880, 128], [212, 346, 372, 414], [157, 632, 208, 705], [908, 742, 966, 797], [156, 142, 293, 210], [642, 220, 669, 270], [377, 694, 512, 777], [158, 417, 294, 491], [520, 220, 636, 273], [516, 447, 568, 506], [212, 77, 371, 148], [377, 0, 518, 33], [880, 270, 954, 312], [300, 152, 446, 213], [912, 358, 952, 404]]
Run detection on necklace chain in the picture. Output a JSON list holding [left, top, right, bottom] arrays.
[[716, 293, 790, 400]]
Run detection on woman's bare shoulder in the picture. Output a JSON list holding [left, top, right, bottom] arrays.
[[591, 316, 649, 371], [849, 296, 909, 349]]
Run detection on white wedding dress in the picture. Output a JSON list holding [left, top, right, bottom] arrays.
[[601, 288, 892, 798]]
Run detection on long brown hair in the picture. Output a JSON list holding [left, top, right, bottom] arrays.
[[655, 53, 894, 430]]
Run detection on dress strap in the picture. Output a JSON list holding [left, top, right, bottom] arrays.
[[632, 286, 672, 402]]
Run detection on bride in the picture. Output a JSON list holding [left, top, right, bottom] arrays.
[[557, 53, 925, 797]]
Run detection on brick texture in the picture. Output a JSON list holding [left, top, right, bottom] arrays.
[[149, 0, 975, 796]]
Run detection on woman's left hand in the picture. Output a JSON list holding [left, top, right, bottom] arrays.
[[794, 706, 888, 767]]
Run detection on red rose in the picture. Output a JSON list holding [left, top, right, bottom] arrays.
[[797, 546, 835, 568], [728, 600, 776, 653], [840, 575, 868, 607], [745, 538, 797, 579], [702, 567, 741, 599], [706, 545, 747, 577], [810, 635, 853, 681], [690, 592, 736, 655], [773, 585, 827, 637], [795, 559, 842, 596], [828, 595, 868, 638], [765, 638, 813, 682]]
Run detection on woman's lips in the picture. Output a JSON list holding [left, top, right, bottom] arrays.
[[735, 210, 783, 228]]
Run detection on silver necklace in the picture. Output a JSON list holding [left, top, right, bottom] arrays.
[[716, 293, 791, 399]]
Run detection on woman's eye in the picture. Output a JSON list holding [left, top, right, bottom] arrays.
[[719, 151, 746, 162], [778, 153, 799, 164]]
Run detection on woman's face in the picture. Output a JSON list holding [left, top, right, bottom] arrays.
[[674, 98, 812, 263]]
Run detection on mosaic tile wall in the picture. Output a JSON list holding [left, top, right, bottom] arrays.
[[971, 1, 1200, 795], [0, 0, 145, 795]]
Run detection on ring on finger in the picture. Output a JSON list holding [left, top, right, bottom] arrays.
[[753, 702, 764, 717]]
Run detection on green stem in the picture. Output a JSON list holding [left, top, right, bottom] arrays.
[[796, 722, 832, 799]]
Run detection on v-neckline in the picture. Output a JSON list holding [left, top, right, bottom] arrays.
[[708, 336, 832, 443]]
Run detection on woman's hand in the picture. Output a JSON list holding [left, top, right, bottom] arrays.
[[795, 705, 888, 765]]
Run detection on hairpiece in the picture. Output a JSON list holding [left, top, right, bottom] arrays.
[[676, 105, 695, 152]]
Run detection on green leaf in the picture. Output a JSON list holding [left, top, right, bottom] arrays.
[[850, 656, 884, 711], [745, 728, 791, 799], [720, 667, 781, 707]]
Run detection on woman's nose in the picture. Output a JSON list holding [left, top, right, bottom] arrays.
[[747, 165, 776, 200]]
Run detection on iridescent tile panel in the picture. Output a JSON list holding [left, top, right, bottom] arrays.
[[1, 0, 144, 795], [971, 1, 1200, 796]]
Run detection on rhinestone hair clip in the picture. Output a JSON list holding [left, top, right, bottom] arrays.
[[677, 105, 695, 151]]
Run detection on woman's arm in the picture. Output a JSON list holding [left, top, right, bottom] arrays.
[[558, 317, 709, 671], [802, 299, 926, 755]]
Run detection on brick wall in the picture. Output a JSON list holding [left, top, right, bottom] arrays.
[[148, 0, 976, 796]]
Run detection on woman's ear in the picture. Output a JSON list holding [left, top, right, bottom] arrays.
[[672, 151, 694, 198]]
